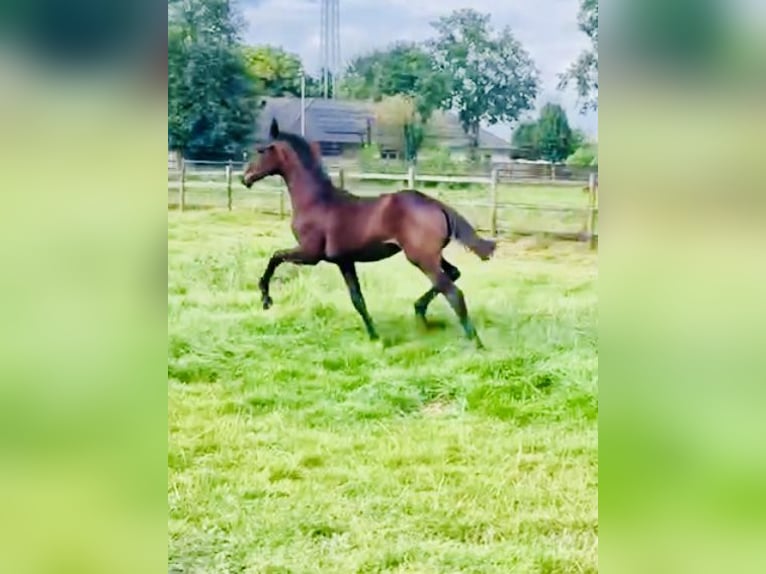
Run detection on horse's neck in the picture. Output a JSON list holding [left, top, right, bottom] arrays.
[[283, 170, 335, 212]]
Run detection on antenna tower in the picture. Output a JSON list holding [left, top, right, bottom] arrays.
[[319, 0, 340, 98]]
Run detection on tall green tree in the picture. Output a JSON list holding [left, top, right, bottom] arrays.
[[428, 9, 539, 157], [242, 45, 303, 97], [341, 42, 450, 161], [511, 121, 540, 160], [511, 104, 579, 161], [535, 103, 576, 162], [340, 42, 450, 121], [168, 0, 258, 160], [558, 0, 598, 113]]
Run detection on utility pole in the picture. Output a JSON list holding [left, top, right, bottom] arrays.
[[320, 0, 327, 98], [300, 69, 306, 136]]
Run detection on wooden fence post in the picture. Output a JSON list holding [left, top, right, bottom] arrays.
[[179, 159, 186, 212], [587, 172, 598, 249], [226, 161, 233, 211], [489, 168, 499, 236], [279, 187, 285, 219], [338, 168, 345, 190], [407, 164, 415, 189], [551, 163, 556, 181]]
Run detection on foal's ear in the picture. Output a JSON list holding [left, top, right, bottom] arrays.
[[269, 117, 280, 139]]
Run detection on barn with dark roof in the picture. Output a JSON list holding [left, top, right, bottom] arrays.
[[256, 97, 373, 157], [255, 97, 512, 161]]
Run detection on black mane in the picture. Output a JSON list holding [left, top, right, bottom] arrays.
[[274, 131, 334, 192]]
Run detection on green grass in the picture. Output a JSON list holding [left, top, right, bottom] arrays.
[[168, 209, 598, 573]]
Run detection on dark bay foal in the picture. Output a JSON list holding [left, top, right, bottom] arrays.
[[241, 118, 496, 347]]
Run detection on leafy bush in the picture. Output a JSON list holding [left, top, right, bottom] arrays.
[[354, 144, 484, 189], [417, 147, 476, 189], [566, 144, 598, 167], [358, 144, 407, 174], [358, 144, 382, 169], [418, 146, 465, 174]]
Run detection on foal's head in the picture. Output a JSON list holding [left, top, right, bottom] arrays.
[[241, 118, 324, 188]]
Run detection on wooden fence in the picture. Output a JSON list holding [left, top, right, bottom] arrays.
[[496, 162, 595, 184], [168, 161, 599, 248]]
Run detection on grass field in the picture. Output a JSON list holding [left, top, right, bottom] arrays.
[[168, 209, 598, 573]]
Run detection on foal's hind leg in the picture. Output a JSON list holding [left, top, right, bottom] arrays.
[[337, 261, 379, 341], [419, 261, 483, 348], [414, 259, 461, 327]]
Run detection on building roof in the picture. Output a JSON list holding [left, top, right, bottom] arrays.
[[424, 111, 511, 150], [256, 97, 372, 145], [255, 97, 510, 150]]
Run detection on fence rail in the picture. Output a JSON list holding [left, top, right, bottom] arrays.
[[168, 161, 599, 247]]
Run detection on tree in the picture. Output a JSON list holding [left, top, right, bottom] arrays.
[[310, 68, 341, 98], [511, 121, 539, 160], [428, 9, 539, 158], [340, 42, 450, 122], [341, 42, 450, 162], [372, 95, 425, 162], [558, 0, 598, 113], [535, 103, 576, 162], [302, 74, 321, 97], [242, 45, 303, 97], [168, 0, 258, 160], [571, 128, 587, 151], [566, 142, 598, 167], [511, 104, 578, 161]]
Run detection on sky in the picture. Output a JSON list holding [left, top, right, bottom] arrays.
[[239, 0, 598, 141]]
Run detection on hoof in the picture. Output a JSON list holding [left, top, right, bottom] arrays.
[[415, 315, 447, 332], [262, 295, 273, 310], [414, 306, 432, 330]]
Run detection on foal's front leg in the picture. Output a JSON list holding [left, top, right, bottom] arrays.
[[259, 247, 320, 309]]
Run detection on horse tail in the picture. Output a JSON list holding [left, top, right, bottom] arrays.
[[440, 204, 496, 261]]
